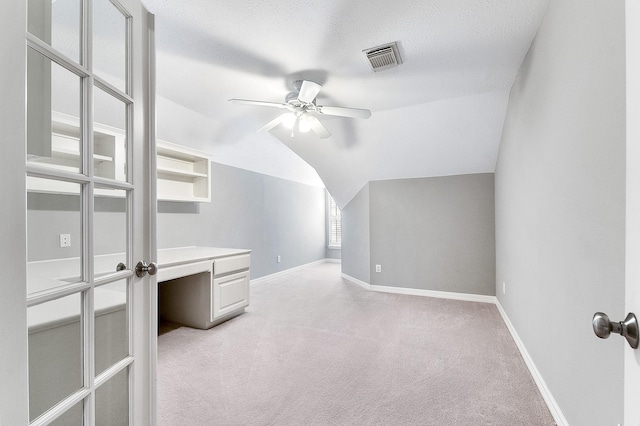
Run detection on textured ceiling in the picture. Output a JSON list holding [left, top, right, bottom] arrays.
[[142, 0, 550, 208]]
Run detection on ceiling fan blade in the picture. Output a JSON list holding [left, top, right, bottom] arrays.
[[316, 105, 372, 119], [297, 80, 322, 104], [229, 99, 289, 109], [257, 113, 288, 133], [306, 115, 331, 139]]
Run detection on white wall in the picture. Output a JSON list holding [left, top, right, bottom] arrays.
[[495, 0, 626, 424]]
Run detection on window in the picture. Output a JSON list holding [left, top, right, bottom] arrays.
[[328, 192, 341, 248]]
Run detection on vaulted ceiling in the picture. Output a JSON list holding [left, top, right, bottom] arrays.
[[142, 0, 550, 208]]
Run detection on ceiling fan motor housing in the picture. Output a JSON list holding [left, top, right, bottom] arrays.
[[285, 91, 300, 105], [286, 80, 318, 107]]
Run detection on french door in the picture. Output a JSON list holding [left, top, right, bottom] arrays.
[[0, 0, 155, 424]]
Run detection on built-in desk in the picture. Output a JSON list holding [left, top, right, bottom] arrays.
[[157, 246, 251, 329]]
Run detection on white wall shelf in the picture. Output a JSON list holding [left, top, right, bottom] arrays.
[[156, 141, 211, 203], [27, 112, 127, 197]]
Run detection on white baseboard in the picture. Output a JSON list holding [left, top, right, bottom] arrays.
[[250, 258, 338, 285], [341, 273, 496, 304], [324, 258, 342, 264], [341, 273, 370, 290], [495, 300, 567, 426]]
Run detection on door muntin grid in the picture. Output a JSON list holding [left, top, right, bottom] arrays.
[[26, 0, 135, 424]]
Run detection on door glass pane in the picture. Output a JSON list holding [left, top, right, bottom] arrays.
[[28, 292, 84, 422], [27, 177, 83, 294], [28, 0, 81, 62], [50, 400, 83, 426], [94, 87, 127, 182], [94, 0, 127, 92], [27, 48, 82, 174], [95, 366, 129, 425], [94, 188, 127, 275], [95, 279, 128, 375]]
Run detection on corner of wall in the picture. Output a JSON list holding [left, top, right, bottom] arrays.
[[340, 182, 371, 284]]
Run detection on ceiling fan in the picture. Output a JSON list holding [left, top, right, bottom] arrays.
[[229, 80, 371, 139]]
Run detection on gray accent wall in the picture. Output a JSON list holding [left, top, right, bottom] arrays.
[[157, 162, 327, 279], [369, 174, 495, 295], [28, 193, 127, 262], [26, 162, 327, 280], [341, 183, 370, 283], [341, 174, 495, 297], [495, 0, 625, 424]]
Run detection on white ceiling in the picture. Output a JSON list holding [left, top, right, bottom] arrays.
[[142, 0, 550, 208]]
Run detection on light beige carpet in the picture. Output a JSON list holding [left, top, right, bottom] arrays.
[[158, 262, 555, 425]]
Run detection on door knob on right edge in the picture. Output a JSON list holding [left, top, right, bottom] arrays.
[[592, 312, 639, 349]]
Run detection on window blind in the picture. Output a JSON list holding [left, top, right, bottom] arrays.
[[328, 193, 341, 247]]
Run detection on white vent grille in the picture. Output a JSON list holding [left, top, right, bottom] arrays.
[[363, 42, 402, 72]]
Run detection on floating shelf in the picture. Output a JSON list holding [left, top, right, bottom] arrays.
[[156, 141, 211, 203], [27, 113, 127, 197], [51, 146, 113, 163]]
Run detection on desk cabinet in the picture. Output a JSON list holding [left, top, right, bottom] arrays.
[[212, 270, 249, 319], [159, 253, 250, 329]]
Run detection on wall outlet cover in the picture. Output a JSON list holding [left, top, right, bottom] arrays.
[[375, 264, 381, 273], [59, 233, 71, 248]]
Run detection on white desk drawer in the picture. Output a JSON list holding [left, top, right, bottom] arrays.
[[213, 254, 250, 276], [158, 260, 212, 282]]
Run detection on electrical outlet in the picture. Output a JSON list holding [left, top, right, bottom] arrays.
[[375, 264, 381, 273], [502, 281, 506, 294], [59, 234, 71, 248], [277, 255, 281, 263]]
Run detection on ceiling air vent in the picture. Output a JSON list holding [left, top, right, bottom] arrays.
[[363, 42, 402, 72]]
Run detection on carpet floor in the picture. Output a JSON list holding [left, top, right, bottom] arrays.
[[158, 262, 555, 425]]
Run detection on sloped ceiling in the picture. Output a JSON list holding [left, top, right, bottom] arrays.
[[142, 0, 550, 208]]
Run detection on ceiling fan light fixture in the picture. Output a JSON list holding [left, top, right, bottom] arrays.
[[282, 112, 297, 129], [298, 114, 312, 133]]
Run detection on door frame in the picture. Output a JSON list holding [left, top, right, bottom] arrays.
[[0, 0, 29, 423], [625, 0, 640, 424], [142, 10, 159, 426]]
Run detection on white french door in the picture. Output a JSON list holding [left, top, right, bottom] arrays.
[[0, 0, 155, 424]]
